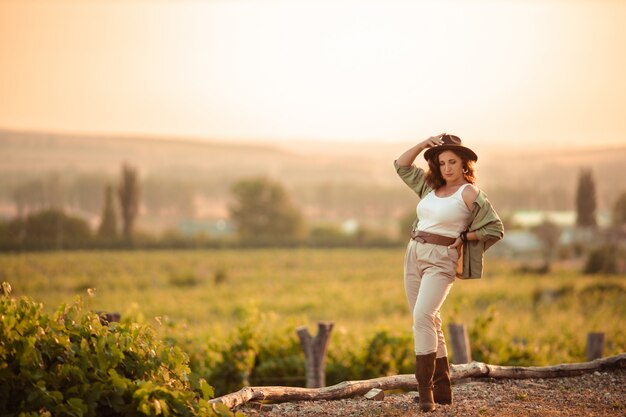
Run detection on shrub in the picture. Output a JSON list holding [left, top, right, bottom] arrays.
[[1, 209, 91, 250], [308, 225, 354, 247], [169, 272, 201, 288], [468, 306, 541, 366], [357, 330, 414, 379], [532, 284, 575, 308], [516, 262, 551, 275], [159, 309, 304, 396], [203, 323, 413, 392], [578, 282, 626, 314], [249, 329, 304, 387], [213, 268, 228, 286], [0, 282, 239, 417], [583, 245, 620, 275], [229, 177, 306, 244], [207, 321, 259, 396], [326, 347, 359, 385]]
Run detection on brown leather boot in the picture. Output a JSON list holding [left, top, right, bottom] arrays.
[[433, 356, 453, 405], [414, 352, 437, 412]]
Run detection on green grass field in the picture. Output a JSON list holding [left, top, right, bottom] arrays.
[[2, 248, 624, 366]]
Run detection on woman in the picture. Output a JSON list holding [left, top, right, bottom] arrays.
[[395, 133, 503, 412]]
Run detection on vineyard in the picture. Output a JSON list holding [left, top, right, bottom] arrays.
[[1, 249, 625, 414]]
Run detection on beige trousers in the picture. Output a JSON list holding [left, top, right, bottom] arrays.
[[404, 239, 459, 357]]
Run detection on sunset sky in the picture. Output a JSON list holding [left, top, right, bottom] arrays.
[[1, 0, 625, 149]]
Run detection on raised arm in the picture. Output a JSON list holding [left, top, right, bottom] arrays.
[[396, 133, 446, 167]]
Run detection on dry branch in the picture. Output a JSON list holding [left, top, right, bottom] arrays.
[[210, 353, 626, 409]]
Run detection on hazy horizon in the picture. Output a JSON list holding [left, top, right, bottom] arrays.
[[2, 126, 624, 158]]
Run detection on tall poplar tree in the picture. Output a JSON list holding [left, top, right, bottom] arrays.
[[613, 191, 626, 226], [118, 164, 140, 240], [576, 168, 597, 228], [98, 185, 117, 238]]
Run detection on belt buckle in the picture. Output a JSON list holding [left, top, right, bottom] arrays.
[[411, 231, 425, 243]]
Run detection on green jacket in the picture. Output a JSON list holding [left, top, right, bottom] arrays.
[[394, 160, 504, 279]]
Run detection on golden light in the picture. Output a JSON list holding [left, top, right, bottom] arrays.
[[0, 0, 624, 147]]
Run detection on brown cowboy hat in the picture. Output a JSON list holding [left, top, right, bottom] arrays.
[[423, 134, 478, 162]]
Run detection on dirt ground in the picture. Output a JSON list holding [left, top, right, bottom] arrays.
[[242, 369, 625, 417]]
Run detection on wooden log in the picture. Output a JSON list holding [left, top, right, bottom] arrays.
[[210, 353, 626, 409], [448, 323, 472, 364], [586, 332, 604, 361], [297, 322, 334, 388], [450, 353, 626, 379], [211, 374, 416, 409]]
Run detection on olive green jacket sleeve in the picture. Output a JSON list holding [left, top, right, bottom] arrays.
[[394, 160, 434, 231], [459, 191, 504, 279], [393, 160, 433, 199]]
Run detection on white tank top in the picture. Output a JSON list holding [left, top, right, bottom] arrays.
[[416, 184, 472, 238]]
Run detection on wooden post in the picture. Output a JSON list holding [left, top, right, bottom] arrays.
[[297, 321, 334, 388], [448, 323, 472, 364], [586, 332, 605, 361]]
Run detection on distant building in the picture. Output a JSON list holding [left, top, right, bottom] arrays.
[[511, 210, 611, 229], [177, 219, 234, 237], [490, 230, 544, 259]]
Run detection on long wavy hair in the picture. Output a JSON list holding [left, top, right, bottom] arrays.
[[425, 149, 476, 190]]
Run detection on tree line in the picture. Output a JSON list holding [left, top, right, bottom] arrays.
[[0, 164, 397, 250], [0, 164, 141, 250], [1, 164, 626, 255]]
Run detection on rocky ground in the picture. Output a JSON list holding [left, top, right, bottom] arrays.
[[242, 369, 625, 417]]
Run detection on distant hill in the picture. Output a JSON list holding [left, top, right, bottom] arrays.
[[476, 144, 626, 213], [1, 129, 625, 232], [0, 129, 411, 233], [0, 129, 390, 186]]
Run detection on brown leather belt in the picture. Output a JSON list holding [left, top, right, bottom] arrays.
[[410, 230, 456, 246]]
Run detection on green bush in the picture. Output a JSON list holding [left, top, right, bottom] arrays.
[[326, 347, 359, 385], [532, 284, 575, 309], [578, 282, 626, 314], [1, 209, 91, 250], [184, 315, 417, 393], [583, 244, 620, 274], [205, 325, 312, 391], [0, 282, 239, 417], [249, 329, 304, 388], [468, 306, 541, 366], [206, 321, 260, 396], [203, 314, 305, 395], [206, 325, 415, 392], [325, 331, 414, 386], [357, 330, 414, 379], [213, 268, 229, 286], [168, 272, 201, 288], [308, 225, 355, 247]]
